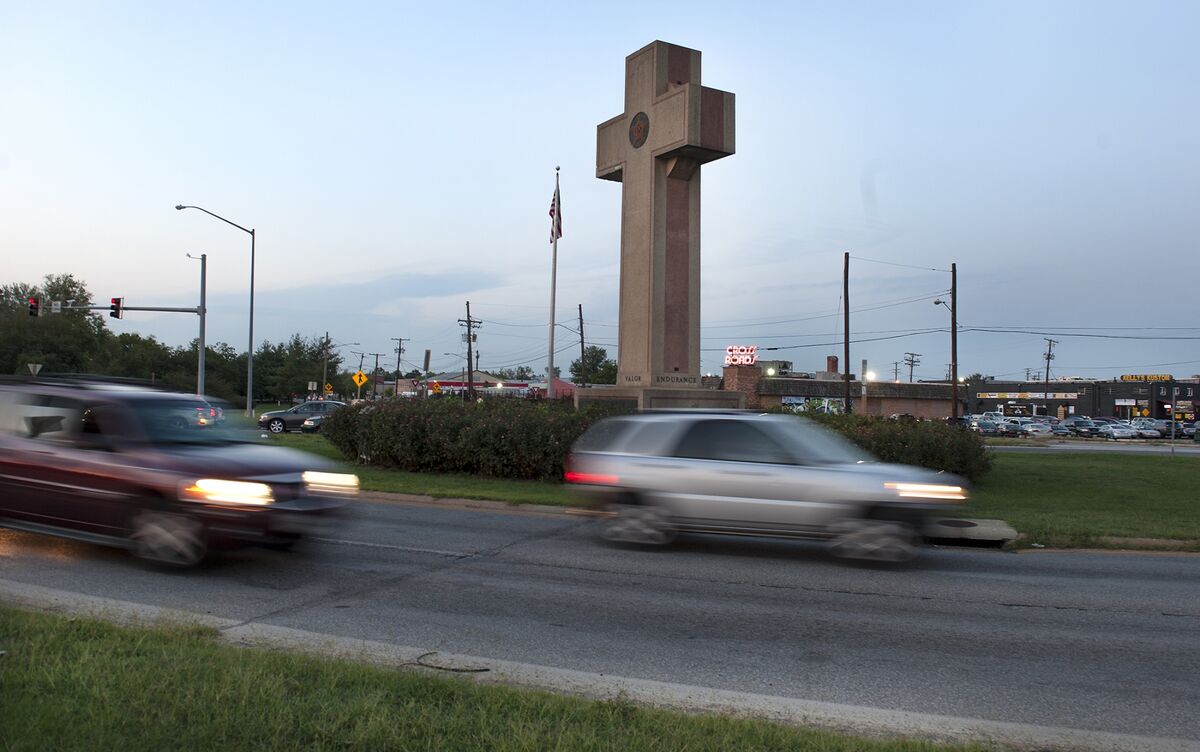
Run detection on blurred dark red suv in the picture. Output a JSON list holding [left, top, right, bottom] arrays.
[[0, 376, 357, 566]]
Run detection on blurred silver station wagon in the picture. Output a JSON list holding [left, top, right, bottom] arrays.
[[566, 411, 968, 562]]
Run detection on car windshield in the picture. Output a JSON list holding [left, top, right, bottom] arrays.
[[766, 417, 874, 465], [127, 399, 250, 445]]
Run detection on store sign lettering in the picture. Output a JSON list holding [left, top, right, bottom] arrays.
[[724, 345, 758, 366]]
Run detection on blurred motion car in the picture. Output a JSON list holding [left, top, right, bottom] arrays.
[[258, 400, 345, 434], [0, 376, 358, 566], [566, 411, 968, 563]]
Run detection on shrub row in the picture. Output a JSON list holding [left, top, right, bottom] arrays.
[[322, 400, 991, 482], [804, 413, 991, 481], [320, 399, 632, 482]]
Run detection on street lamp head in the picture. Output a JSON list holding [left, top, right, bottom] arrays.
[[175, 205, 186, 211], [933, 298, 944, 306]]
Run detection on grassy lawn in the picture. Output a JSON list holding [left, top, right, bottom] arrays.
[[966, 452, 1200, 548], [266, 434, 1200, 549], [0, 607, 973, 752]]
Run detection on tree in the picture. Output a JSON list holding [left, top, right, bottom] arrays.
[[492, 365, 536, 381], [570, 346, 617, 385]]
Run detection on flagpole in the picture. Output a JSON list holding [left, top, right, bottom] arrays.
[[547, 166, 560, 399]]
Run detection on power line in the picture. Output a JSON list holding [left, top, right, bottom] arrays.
[[849, 255, 951, 273]]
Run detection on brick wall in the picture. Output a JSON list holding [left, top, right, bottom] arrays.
[[722, 365, 762, 408]]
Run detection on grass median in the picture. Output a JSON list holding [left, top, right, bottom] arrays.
[[272, 434, 1200, 550], [0, 606, 974, 752]]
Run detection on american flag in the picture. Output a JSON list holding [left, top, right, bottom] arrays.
[[549, 183, 562, 244]]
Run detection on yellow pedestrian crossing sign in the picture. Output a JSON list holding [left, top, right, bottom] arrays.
[[352, 371, 368, 387], [324, 383, 334, 394]]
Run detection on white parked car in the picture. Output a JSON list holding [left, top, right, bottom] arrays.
[[1130, 422, 1162, 439], [1021, 422, 1054, 436], [1097, 423, 1137, 440]]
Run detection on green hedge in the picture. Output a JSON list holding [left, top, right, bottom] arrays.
[[321, 399, 632, 481], [803, 413, 991, 481], [324, 400, 991, 482]]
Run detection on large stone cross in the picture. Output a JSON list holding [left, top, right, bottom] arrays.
[[597, 41, 734, 389]]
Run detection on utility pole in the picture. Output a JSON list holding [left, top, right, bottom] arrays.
[[391, 337, 409, 385], [843, 251, 851, 414], [578, 303, 587, 389], [1024, 367, 1034, 381], [903, 352, 921, 383], [892, 361, 901, 382], [186, 253, 207, 396], [459, 301, 481, 401], [352, 351, 366, 400], [367, 352, 385, 400], [1043, 338, 1057, 417], [950, 262, 958, 418]]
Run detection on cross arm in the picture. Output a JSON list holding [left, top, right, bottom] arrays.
[[596, 112, 628, 182]]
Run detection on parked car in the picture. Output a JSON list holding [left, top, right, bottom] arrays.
[[1130, 422, 1163, 439], [1061, 417, 1100, 437], [0, 376, 357, 566], [1183, 423, 1197, 438], [258, 401, 345, 434], [1050, 423, 1071, 436], [566, 411, 969, 563], [300, 415, 325, 434], [1097, 423, 1137, 440], [971, 419, 999, 436], [1154, 420, 1190, 438], [1021, 422, 1053, 436], [996, 419, 1025, 437]]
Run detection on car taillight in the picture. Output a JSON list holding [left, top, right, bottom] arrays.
[[564, 471, 620, 485]]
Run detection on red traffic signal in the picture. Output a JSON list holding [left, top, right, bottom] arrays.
[[109, 297, 124, 319], [28, 297, 39, 317]]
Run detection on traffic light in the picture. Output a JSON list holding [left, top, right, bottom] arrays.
[[28, 297, 39, 317], [109, 297, 124, 319]]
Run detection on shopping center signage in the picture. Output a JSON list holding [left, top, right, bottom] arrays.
[[976, 392, 1079, 400], [724, 345, 758, 366], [1120, 374, 1173, 382]]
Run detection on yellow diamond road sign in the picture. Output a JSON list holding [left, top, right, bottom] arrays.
[[324, 383, 334, 394], [352, 371, 368, 387]]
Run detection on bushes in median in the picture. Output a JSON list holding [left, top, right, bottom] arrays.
[[803, 413, 991, 481], [323, 399, 991, 482], [321, 398, 632, 481]]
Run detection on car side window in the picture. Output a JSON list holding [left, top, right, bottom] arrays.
[[77, 403, 127, 450], [672, 420, 793, 464], [10, 394, 84, 444]]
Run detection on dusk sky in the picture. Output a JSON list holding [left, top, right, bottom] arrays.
[[2, 1, 1197, 381]]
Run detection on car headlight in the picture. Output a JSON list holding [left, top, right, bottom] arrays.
[[302, 419, 315, 426], [180, 479, 274, 505], [884, 482, 967, 502], [303, 471, 359, 496]]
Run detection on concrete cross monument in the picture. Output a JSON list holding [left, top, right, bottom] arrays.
[[588, 40, 742, 409]]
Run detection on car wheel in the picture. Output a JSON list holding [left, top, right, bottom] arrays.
[[168, 415, 188, 430], [602, 503, 676, 545], [268, 418, 286, 434], [130, 510, 207, 567], [828, 520, 918, 563]]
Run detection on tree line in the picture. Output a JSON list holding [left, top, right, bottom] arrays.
[[2, 274, 619, 404], [1, 274, 349, 405]]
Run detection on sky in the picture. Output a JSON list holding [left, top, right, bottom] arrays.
[[2, 1, 1198, 383]]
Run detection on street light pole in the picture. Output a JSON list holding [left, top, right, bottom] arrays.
[[186, 253, 207, 396], [935, 285, 959, 419], [176, 204, 255, 416]]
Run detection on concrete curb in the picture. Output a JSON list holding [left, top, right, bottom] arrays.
[[2, 579, 1194, 752]]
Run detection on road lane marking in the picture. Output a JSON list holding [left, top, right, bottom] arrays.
[[311, 537, 472, 558]]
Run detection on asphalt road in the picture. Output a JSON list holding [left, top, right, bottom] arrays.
[[3, 500, 1198, 746]]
